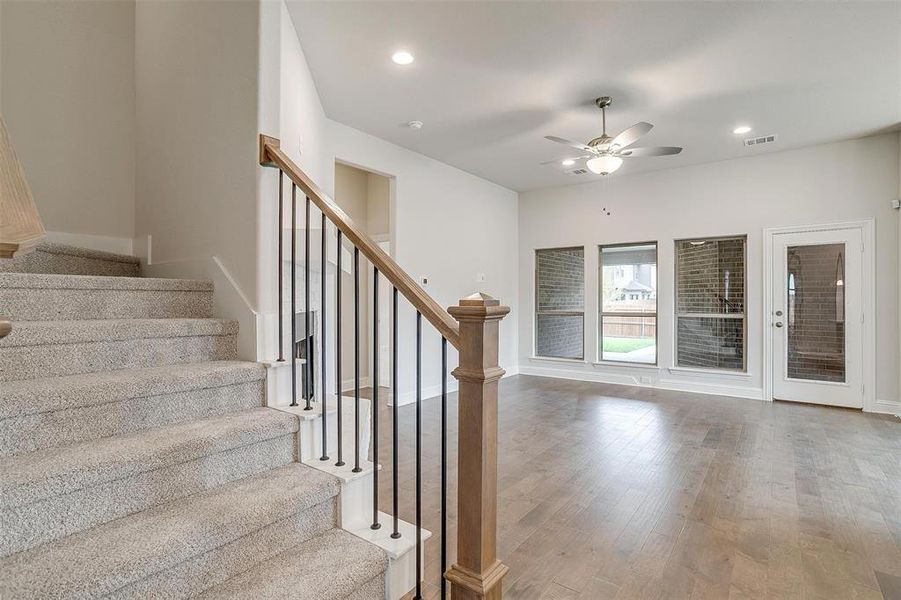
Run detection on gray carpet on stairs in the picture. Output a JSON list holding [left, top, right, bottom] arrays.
[[0, 247, 387, 599], [0, 272, 214, 320], [0, 242, 141, 277]]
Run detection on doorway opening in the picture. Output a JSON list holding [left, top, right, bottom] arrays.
[[333, 161, 394, 394]]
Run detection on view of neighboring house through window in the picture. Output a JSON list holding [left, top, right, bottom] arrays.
[[599, 243, 657, 364], [535, 247, 584, 359], [675, 236, 746, 370]]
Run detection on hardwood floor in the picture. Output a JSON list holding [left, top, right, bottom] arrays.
[[365, 375, 901, 599]]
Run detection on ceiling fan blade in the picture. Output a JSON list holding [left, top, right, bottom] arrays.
[[619, 146, 682, 157], [539, 154, 591, 165], [544, 136, 593, 152], [609, 122, 653, 150]]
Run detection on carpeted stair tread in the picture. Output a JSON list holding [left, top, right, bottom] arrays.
[[0, 273, 215, 320], [0, 463, 340, 599], [0, 242, 140, 277], [0, 407, 298, 509], [197, 528, 388, 600], [0, 360, 264, 419], [0, 318, 237, 347], [0, 272, 211, 291]]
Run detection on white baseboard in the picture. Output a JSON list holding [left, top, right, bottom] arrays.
[[342, 376, 372, 393], [518, 363, 764, 401], [143, 255, 258, 361], [872, 398, 901, 416], [45, 231, 134, 256]]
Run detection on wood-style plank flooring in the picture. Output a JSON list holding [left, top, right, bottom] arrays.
[[364, 375, 901, 599]]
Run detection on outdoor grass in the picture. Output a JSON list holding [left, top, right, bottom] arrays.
[[602, 337, 656, 354]]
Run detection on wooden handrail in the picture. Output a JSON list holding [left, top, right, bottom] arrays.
[[259, 134, 460, 349], [0, 116, 45, 259]]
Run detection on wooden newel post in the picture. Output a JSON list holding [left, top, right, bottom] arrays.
[[445, 292, 510, 600]]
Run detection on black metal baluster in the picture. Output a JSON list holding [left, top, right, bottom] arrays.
[[304, 196, 312, 411], [415, 310, 422, 600], [371, 268, 381, 529], [277, 171, 284, 362], [440, 335, 448, 600], [335, 231, 345, 467], [391, 286, 400, 539], [290, 184, 297, 407], [353, 247, 362, 473], [320, 212, 328, 461]]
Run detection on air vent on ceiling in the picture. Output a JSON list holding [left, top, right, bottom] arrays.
[[568, 168, 589, 175], [744, 134, 777, 147]]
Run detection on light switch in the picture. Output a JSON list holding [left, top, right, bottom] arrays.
[[476, 273, 487, 283], [419, 276, 428, 286]]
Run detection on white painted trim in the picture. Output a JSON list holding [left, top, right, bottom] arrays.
[[873, 399, 901, 417], [666, 366, 752, 379], [45, 231, 134, 256], [143, 255, 259, 361], [762, 219, 876, 412], [520, 364, 763, 400], [593, 360, 659, 371], [529, 355, 587, 365]]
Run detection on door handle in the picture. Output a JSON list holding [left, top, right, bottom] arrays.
[[775, 322, 784, 328]]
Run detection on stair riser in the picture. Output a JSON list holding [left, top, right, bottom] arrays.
[[0, 434, 296, 557], [0, 249, 140, 277], [0, 380, 265, 456], [0, 334, 238, 381], [0, 288, 214, 320], [110, 500, 337, 600]]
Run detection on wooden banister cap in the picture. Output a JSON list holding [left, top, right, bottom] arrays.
[[448, 292, 510, 322], [459, 291, 500, 307]]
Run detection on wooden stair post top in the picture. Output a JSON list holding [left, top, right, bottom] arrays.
[[445, 292, 510, 600]]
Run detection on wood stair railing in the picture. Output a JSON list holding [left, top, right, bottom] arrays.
[[0, 115, 45, 340], [260, 134, 509, 600], [0, 116, 45, 260]]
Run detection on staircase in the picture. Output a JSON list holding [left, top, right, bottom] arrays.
[[0, 242, 388, 598]]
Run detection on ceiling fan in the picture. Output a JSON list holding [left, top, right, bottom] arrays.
[[542, 96, 682, 175]]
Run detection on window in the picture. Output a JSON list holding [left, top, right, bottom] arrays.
[[675, 236, 746, 370], [599, 243, 657, 364], [535, 247, 584, 359]]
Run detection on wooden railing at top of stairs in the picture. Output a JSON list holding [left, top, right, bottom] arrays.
[[260, 134, 509, 600], [0, 115, 45, 340]]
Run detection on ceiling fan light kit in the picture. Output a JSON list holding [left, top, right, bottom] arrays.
[[587, 155, 622, 175], [543, 95, 683, 176]]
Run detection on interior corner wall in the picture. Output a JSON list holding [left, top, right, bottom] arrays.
[[0, 0, 136, 245], [134, 0, 260, 303], [518, 133, 900, 408]]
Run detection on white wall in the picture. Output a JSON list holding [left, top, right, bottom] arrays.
[[519, 133, 900, 408], [259, 3, 520, 402], [1, 0, 135, 244], [135, 1, 260, 297]]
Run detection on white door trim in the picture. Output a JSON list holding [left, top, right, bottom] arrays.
[[763, 219, 876, 411]]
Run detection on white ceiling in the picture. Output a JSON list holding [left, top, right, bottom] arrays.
[[286, 1, 901, 192]]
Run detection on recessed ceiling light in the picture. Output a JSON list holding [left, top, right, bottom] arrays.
[[561, 159, 575, 166], [392, 50, 414, 65], [733, 125, 752, 135]]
